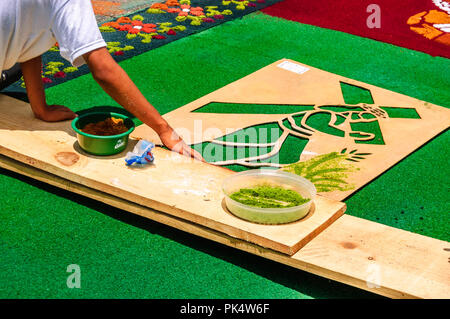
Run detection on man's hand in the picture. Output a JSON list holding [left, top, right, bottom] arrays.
[[21, 56, 76, 122], [34, 104, 77, 122], [158, 127, 204, 162], [84, 48, 205, 162]]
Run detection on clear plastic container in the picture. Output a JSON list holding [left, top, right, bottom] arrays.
[[222, 169, 317, 224]]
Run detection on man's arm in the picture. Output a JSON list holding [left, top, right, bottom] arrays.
[[20, 56, 77, 122], [83, 47, 203, 161]]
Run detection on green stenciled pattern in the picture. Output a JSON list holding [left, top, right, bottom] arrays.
[[351, 120, 385, 144], [380, 106, 421, 119], [281, 152, 360, 192], [193, 102, 315, 114], [304, 111, 346, 137], [340, 82, 374, 104]]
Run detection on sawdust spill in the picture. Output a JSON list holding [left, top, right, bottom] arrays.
[[159, 171, 220, 201], [55, 152, 80, 166]]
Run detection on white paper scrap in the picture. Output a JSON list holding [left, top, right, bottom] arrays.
[[277, 61, 310, 75]]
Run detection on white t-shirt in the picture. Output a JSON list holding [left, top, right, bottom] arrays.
[[0, 0, 107, 71]]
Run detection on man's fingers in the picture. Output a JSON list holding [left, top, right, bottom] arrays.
[[44, 105, 77, 121], [65, 112, 77, 120], [174, 142, 205, 162], [184, 145, 205, 162], [190, 148, 205, 162], [48, 105, 76, 114], [170, 141, 183, 154], [182, 146, 191, 158], [162, 133, 205, 162]]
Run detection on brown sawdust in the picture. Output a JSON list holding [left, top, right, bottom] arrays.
[[81, 117, 128, 136]]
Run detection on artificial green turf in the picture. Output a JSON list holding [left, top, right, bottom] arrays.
[[1, 12, 449, 298], [0, 169, 380, 299], [380, 106, 421, 119], [340, 82, 374, 105], [193, 102, 315, 114]]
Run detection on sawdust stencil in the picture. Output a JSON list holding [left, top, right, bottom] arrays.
[[133, 59, 450, 201], [0, 94, 347, 256]]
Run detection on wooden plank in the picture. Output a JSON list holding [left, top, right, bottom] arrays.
[[133, 59, 450, 202], [1, 154, 448, 299], [0, 94, 345, 255]]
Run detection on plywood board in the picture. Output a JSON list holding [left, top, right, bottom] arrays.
[[133, 59, 450, 202], [1, 154, 448, 299], [0, 94, 345, 255]]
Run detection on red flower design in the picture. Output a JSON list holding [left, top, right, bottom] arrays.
[[54, 71, 66, 78]]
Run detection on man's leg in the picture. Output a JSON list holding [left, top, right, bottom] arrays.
[[0, 63, 22, 91]]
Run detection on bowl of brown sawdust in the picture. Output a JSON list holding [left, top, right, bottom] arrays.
[[71, 112, 135, 156]]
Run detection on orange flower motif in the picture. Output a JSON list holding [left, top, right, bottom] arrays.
[[102, 21, 120, 29], [407, 9, 450, 45], [169, 4, 204, 16], [165, 0, 180, 6], [150, 3, 169, 11], [117, 17, 132, 23], [102, 17, 132, 29], [103, 18, 157, 34], [122, 20, 157, 34]]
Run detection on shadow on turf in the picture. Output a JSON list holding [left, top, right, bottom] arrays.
[[0, 167, 383, 299]]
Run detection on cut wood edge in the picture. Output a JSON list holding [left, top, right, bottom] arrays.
[[133, 58, 450, 204], [0, 93, 348, 256], [1, 154, 448, 299], [0, 142, 345, 256]]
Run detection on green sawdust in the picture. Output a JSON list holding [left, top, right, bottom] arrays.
[[2, 13, 449, 299], [230, 185, 309, 208], [282, 152, 359, 192]]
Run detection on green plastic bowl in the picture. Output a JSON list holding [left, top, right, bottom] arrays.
[[71, 112, 135, 156]]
